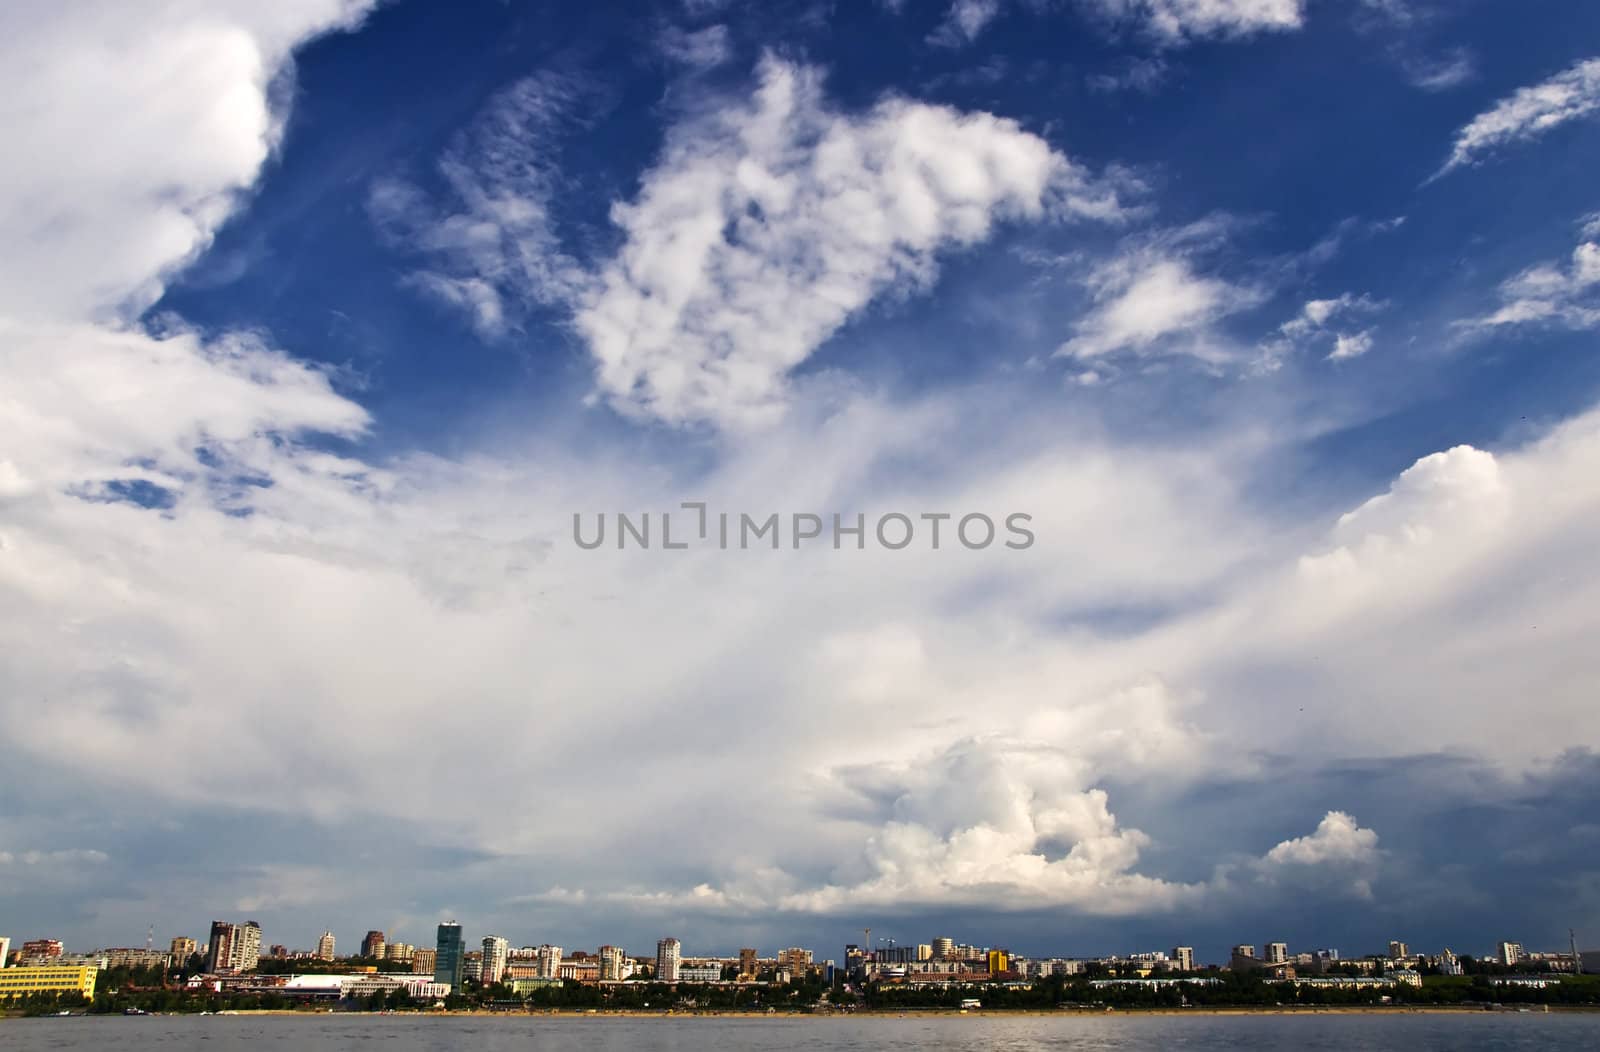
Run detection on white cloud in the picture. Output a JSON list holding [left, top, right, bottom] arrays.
[[927, 0, 1302, 49], [1250, 811, 1380, 898], [1262, 811, 1379, 868], [0, 848, 108, 866], [1057, 224, 1262, 363], [0, 0, 376, 323], [929, 0, 1003, 47], [658, 24, 733, 69], [1328, 329, 1374, 360], [368, 72, 592, 340], [577, 57, 1128, 428], [1460, 232, 1600, 333], [1256, 291, 1383, 368], [1087, 57, 1170, 95], [1082, 0, 1303, 46], [1403, 48, 1475, 93], [1432, 57, 1600, 180]]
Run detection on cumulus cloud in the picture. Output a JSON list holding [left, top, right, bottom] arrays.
[[1251, 811, 1381, 898], [577, 57, 1128, 427], [0, 0, 376, 323], [1432, 57, 1600, 180], [781, 744, 1197, 914], [1261, 811, 1378, 868]]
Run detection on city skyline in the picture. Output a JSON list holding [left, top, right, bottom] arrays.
[[4, 916, 1589, 976], [3, 0, 1600, 967]]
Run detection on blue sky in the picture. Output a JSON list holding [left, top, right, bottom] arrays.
[[4, 0, 1600, 968]]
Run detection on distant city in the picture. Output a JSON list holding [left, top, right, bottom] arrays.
[[3, 921, 1598, 1010]]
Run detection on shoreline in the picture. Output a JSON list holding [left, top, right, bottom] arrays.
[[13, 1005, 1595, 1020]]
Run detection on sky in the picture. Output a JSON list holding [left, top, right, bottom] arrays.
[[2, 0, 1600, 968]]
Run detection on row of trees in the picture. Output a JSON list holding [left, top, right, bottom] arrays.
[[10, 969, 1599, 1016]]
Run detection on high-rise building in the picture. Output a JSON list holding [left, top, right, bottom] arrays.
[[1497, 941, 1525, 967], [204, 922, 260, 973], [739, 948, 758, 977], [386, 942, 414, 962], [601, 945, 628, 981], [1388, 941, 1409, 959], [986, 949, 1009, 974], [1265, 942, 1288, 965], [435, 922, 464, 988], [1172, 946, 1195, 971], [481, 936, 509, 984], [535, 944, 563, 979], [412, 948, 437, 975], [656, 938, 681, 982], [362, 931, 387, 959], [0, 938, 10, 968], [931, 937, 954, 960], [316, 931, 336, 961], [777, 947, 813, 974], [235, 922, 261, 972], [205, 922, 233, 972], [169, 937, 196, 966], [916, 944, 932, 961]]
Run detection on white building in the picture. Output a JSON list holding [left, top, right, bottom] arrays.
[[481, 937, 509, 984], [316, 932, 336, 961], [536, 944, 563, 979], [1172, 947, 1195, 971], [1497, 941, 1525, 967], [599, 945, 627, 981], [656, 938, 681, 982]]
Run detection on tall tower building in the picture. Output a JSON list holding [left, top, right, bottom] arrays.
[[1388, 941, 1409, 959], [535, 944, 563, 979], [1172, 946, 1195, 971], [362, 930, 387, 959], [435, 922, 465, 988], [233, 922, 262, 972], [205, 922, 234, 972], [600, 945, 628, 981], [739, 948, 758, 977], [1265, 942, 1288, 965], [656, 937, 681, 982], [931, 937, 954, 960], [481, 936, 509, 984], [0, 937, 10, 968], [316, 931, 336, 961]]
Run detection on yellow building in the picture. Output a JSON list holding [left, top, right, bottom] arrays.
[[986, 949, 1009, 974], [0, 963, 98, 1001]]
